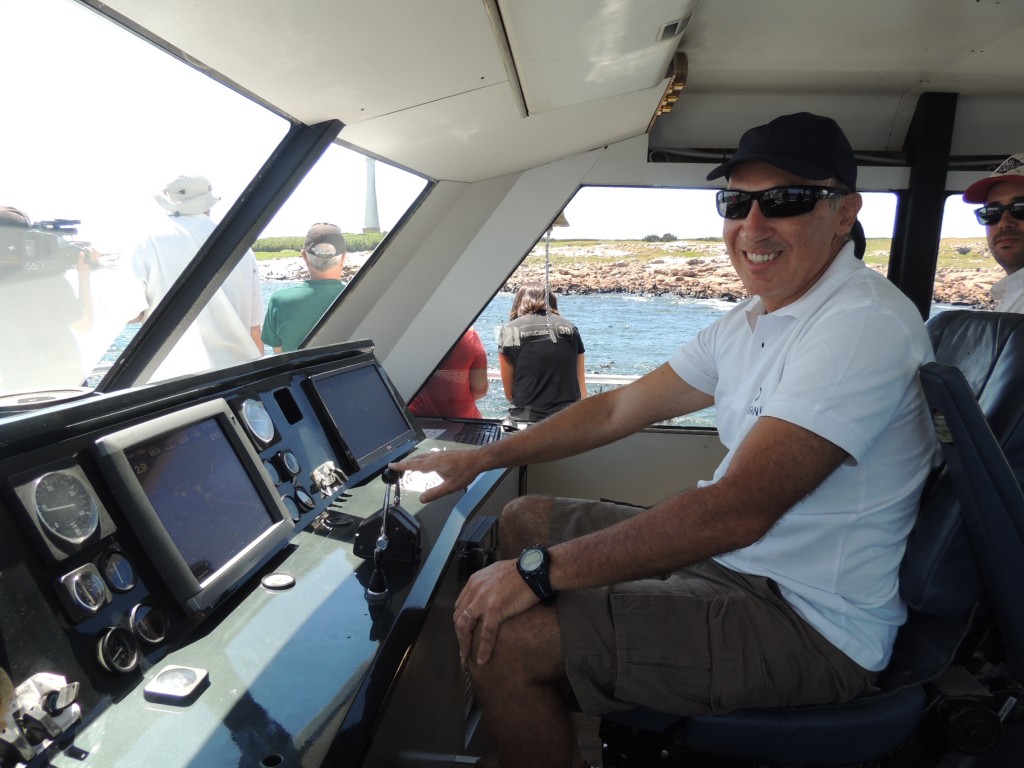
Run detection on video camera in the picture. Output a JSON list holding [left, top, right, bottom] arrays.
[[0, 219, 90, 277]]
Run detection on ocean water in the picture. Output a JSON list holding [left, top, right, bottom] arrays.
[[469, 291, 731, 423]]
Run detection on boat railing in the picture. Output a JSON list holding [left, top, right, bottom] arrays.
[[486, 369, 638, 394]]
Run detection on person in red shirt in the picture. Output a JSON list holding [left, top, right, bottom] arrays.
[[409, 327, 489, 419]]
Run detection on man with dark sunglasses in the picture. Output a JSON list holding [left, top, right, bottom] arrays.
[[393, 113, 936, 768], [963, 154, 1024, 312]]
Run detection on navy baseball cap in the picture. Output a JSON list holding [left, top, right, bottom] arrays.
[[707, 112, 857, 191]]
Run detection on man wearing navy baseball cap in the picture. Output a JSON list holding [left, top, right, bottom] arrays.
[[963, 153, 1024, 312], [392, 112, 936, 768]]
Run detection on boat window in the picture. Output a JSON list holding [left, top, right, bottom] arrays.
[[412, 186, 908, 429], [253, 147, 427, 357], [928, 194, 1000, 316], [2, 1, 428, 400], [1, 0, 286, 400]]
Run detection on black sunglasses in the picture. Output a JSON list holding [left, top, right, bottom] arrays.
[[716, 185, 848, 220], [974, 201, 1024, 226]]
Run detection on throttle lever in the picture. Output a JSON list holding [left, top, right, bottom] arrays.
[[352, 467, 422, 563]]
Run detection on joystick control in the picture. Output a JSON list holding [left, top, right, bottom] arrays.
[[354, 468, 422, 602]]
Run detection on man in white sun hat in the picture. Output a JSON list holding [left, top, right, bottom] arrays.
[[963, 153, 1024, 312], [129, 174, 264, 379]]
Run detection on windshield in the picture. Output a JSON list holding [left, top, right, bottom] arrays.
[[410, 185, 931, 428], [1, 0, 426, 404]]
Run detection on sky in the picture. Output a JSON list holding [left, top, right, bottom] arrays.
[[4, 0, 986, 253], [563, 187, 982, 242]]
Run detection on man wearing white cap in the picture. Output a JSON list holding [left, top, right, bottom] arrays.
[[130, 175, 264, 378], [963, 153, 1024, 312]]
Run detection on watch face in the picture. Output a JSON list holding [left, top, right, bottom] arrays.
[[520, 547, 544, 572]]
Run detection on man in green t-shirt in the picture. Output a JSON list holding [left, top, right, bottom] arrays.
[[262, 223, 347, 352]]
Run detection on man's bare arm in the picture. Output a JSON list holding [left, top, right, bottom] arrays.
[[549, 416, 848, 590], [391, 363, 713, 501], [455, 416, 849, 664]]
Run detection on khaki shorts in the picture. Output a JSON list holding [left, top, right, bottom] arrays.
[[550, 497, 878, 717]]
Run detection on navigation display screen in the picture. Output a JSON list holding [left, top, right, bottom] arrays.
[[126, 417, 274, 584], [309, 361, 418, 472], [95, 398, 293, 614]]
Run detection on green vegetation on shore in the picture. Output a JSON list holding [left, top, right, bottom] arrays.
[[254, 232, 385, 260]]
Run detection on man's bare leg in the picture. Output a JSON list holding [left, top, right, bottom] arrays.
[[497, 495, 556, 558], [471, 496, 584, 768]]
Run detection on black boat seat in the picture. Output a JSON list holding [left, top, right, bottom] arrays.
[[601, 311, 1024, 766], [919, 360, 1024, 683]]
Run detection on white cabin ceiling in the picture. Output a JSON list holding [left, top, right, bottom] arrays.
[[94, 0, 1024, 182], [650, 0, 1024, 160]]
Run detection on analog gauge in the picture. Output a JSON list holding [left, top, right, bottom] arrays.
[[241, 398, 275, 444], [295, 487, 315, 511], [71, 569, 110, 613], [129, 603, 168, 645], [97, 627, 140, 674], [281, 495, 300, 522], [33, 471, 99, 545], [263, 460, 281, 485], [101, 551, 136, 593], [276, 450, 300, 478]]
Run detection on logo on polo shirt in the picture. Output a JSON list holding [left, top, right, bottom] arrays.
[[746, 386, 764, 417]]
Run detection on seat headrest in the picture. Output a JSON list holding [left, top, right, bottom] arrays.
[[928, 310, 1024, 468]]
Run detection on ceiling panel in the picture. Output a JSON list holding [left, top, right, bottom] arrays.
[[103, 0, 508, 123], [340, 81, 666, 182], [94, 0, 1024, 179], [499, 0, 697, 112]]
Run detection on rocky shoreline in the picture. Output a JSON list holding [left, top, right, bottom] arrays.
[[259, 240, 1001, 308]]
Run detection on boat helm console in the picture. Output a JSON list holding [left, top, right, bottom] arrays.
[[0, 342, 465, 768]]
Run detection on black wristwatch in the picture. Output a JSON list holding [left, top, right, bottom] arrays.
[[516, 545, 558, 604]]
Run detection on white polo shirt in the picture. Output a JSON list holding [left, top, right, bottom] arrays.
[[668, 243, 937, 671], [990, 269, 1024, 313]]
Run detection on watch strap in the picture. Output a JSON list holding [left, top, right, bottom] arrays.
[[517, 546, 558, 603]]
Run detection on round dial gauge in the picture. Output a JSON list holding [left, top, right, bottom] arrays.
[[71, 570, 109, 613], [281, 495, 300, 523], [101, 551, 136, 593], [97, 627, 140, 674], [241, 398, 275, 443], [33, 471, 99, 544], [295, 487, 315, 511], [130, 603, 168, 645], [276, 450, 300, 478]]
